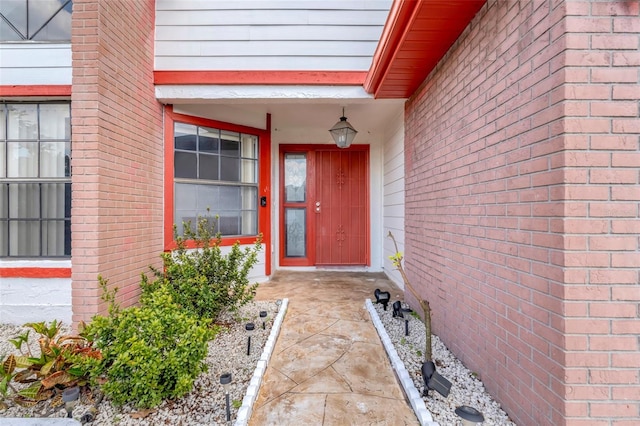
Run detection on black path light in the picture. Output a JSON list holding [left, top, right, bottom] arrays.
[[220, 373, 232, 422], [392, 300, 412, 336], [455, 405, 485, 425], [62, 386, 79, 418], [421, 360, 452, 398], [245, 322, 255, 356], [374, 288, 391, 310], [260, 310, 267, 329]]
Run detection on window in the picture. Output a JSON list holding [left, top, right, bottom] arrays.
[[0, 0, 72, 41], [174, 122, 259, 237], [0, 102, 71, 257]]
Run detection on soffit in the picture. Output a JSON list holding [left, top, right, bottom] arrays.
[[365, 0, 486, 99]]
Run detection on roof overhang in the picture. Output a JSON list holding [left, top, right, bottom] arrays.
[[365, 0, 486, 99]]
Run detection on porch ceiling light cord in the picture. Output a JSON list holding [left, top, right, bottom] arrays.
[[329, 107, 357, 148]]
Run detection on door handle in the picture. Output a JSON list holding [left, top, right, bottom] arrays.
[[315, 201, 320, 213]]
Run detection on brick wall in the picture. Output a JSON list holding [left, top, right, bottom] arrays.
[[404, 1, 639, 425], [561, 1, 640, 424], [71, 0, 164, 323]]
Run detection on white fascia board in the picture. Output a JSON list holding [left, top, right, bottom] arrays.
[[155, 85, 373, 103]]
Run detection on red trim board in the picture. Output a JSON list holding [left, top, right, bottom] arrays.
[[154, 71, 367, 86], [0, 267, 72, 278]]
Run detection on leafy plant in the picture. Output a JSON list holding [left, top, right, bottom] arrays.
[[143, 215, 262, 321], [0, 320, 100, 409], [82, 277, 216, 408]]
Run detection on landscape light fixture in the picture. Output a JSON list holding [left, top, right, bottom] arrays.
[[455, 405, 485, 426], [392, 300, 412, 336], [374, 289, 391, 311], [62, 386, 79, 418], [220, 373, 232, 422], [260, 311, 267, 329], [421, 360, 452, 398], [245, 322, 255, 356], [329, 107, 357, 148]]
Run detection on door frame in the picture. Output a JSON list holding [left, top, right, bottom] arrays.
[[278, 144, 370, 267]]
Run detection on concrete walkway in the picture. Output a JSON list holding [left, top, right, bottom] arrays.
[[251, 271, 419, 426]]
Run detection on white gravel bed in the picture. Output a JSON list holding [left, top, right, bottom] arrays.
[[0, 300, 281, 425], [2, 298, 514, 426], [372, 303, 515, 426]]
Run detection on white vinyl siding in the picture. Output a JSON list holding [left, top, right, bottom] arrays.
[[0, 44, 71, 85], [382, 111, 405, 289], [155, 0, 391, 71]]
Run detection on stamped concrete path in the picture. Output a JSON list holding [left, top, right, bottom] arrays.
[[251, 271, 419, 426]]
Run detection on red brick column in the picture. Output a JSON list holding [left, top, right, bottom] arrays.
[[71, 0, 163, 323], [404, 0, 639, 425], [560, 1, 639, 423]]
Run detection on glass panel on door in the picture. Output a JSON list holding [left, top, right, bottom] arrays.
[[283, 153, 307, 258], [284, 153, 306, 202], [285, 208, 306, 257]]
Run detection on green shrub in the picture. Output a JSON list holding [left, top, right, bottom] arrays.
[[82, 277, 216, 408], [143, 216, 262, 321]]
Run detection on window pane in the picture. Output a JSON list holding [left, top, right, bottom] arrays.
[[199, 127, 219, 152], [0, 220, 7, 256], [241, 186, 257, 210], [10, 220, 40, 256], [240, 159, 257, 184], [0, 104, 6, 139], [284, 153, 306, 202], [241, 134, 258, 159], [8, 142, 38, 177], [64, 183, 71, 218], [175, 123, 197, 151], [30, 0, 72, 41], [0, 0, 27, 39], [174, 183, 198, 233], [219, 186, 240, 209], [8, 104, 37, 140], [217, 214, 240, 235], [40, 142, 69, 177], [285, 208, 306, 257], [9, 183, 39, 218], [41, 220, 65, 256], [220, 157, 240, 181], [220, 131, 240, 157], [0, 184, 6, 218], [0, 19, 24, 40], [0, 142, 5, 178], [241, 210, 257, 235], [64, 218, 71, 255], [175, 152, 197, 179], [41, 183, 65, 218], [199, 153, 219, 180], [39, 104, 70, 139]]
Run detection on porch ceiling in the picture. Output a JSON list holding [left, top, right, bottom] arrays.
[[365, 0, 486, 99], [165, 96, 405, 145]]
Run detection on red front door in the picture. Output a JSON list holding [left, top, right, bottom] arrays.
[[279, 145, 369, 266]]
